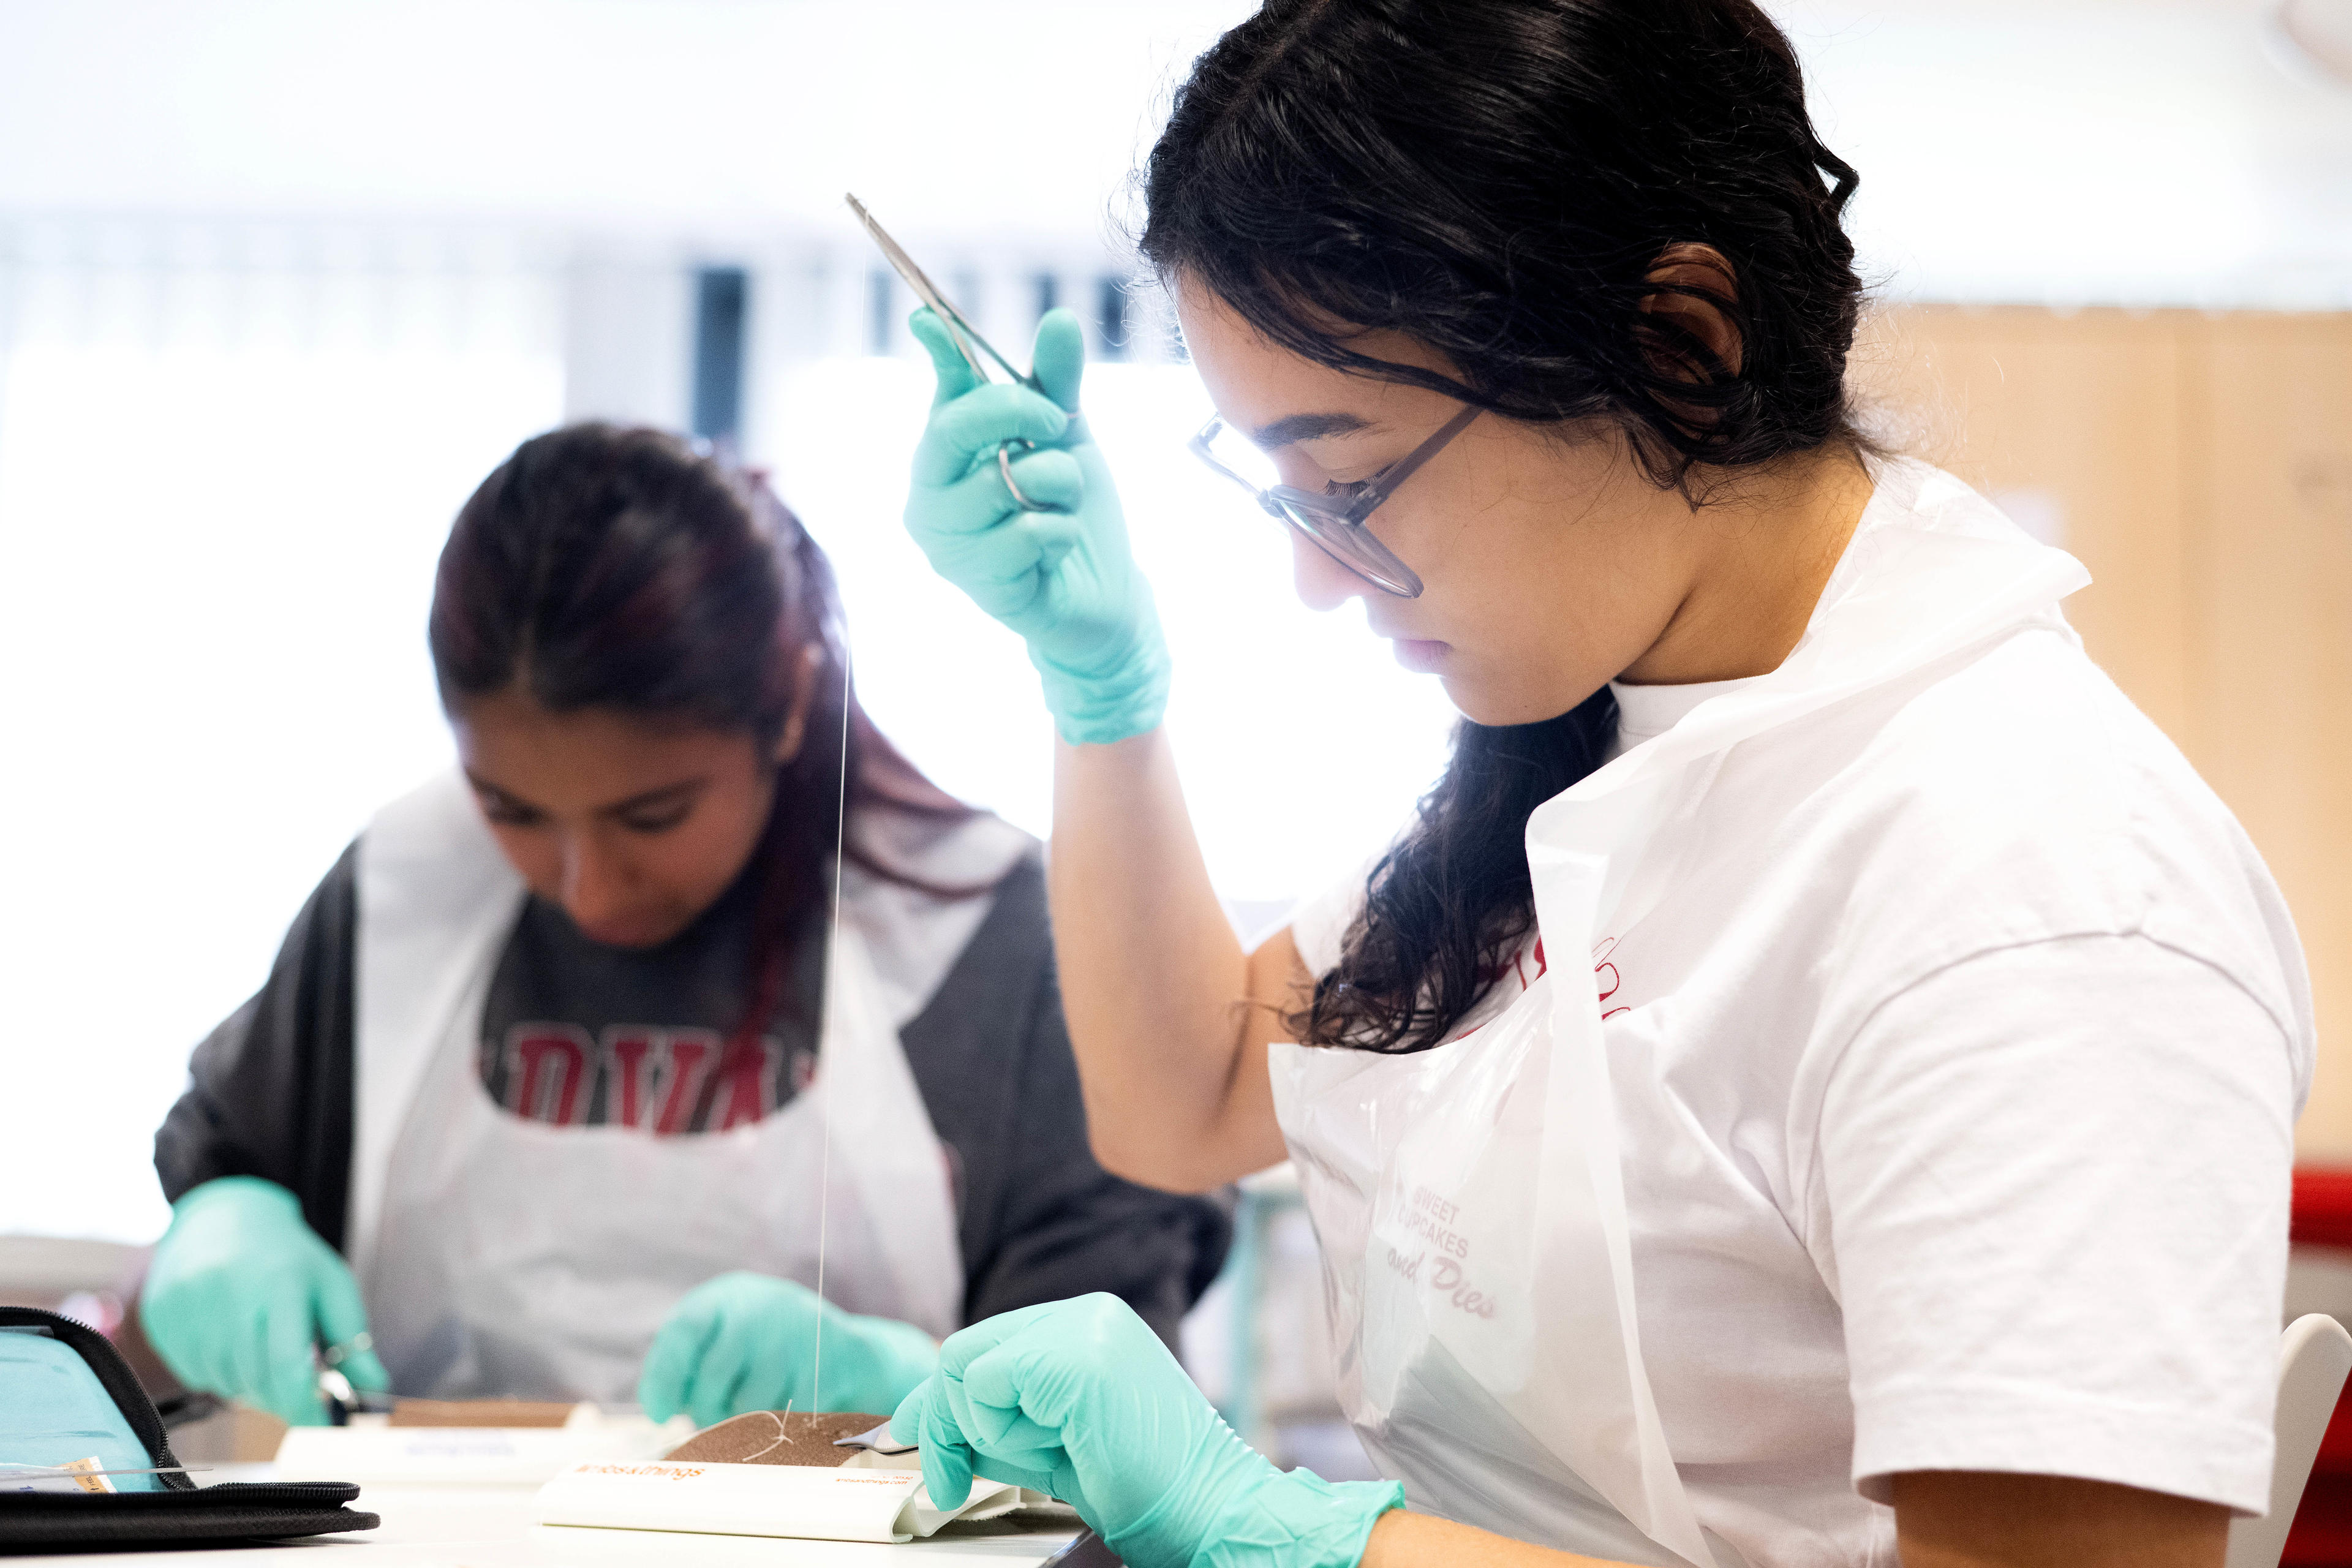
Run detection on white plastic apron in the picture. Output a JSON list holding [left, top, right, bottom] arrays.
[[349, 771, 1013, 1404], [1271, 461, 2092, 1566]]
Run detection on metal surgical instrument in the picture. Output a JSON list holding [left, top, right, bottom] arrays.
[[845, 193, 1072, 511]]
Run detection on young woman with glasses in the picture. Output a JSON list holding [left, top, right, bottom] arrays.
[[884, 4, 2307, 1567]]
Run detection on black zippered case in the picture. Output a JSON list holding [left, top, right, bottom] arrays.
[[0, 1306, 378, 1551]]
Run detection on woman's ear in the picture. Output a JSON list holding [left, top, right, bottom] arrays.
[[772, 644, 827, 767], [1638, 243, 1743, 381]]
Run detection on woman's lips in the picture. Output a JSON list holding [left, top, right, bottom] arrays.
[[1390, 638, 1451, 673]]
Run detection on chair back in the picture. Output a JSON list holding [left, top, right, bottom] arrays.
[[2226, 1313, 2352, 1568]]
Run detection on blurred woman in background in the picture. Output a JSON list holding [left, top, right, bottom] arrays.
[[141, 423, 1227, 1428]]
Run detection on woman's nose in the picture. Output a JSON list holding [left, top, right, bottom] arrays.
[[559, 837, 630, 930], [1290, 526, 1372, 612]]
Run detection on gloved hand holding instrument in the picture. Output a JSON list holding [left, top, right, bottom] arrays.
[[856, 203, 1407, 1565], [850, 195, 1170, 747], [638, 1271, 938, 1428], [891, 1294, 1400, 1568], [140, 1177, 389, 1428]]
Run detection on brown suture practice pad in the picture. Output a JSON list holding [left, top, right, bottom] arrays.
[[386, 1399, 578, 1428], [662, 1411, 888, 1467]]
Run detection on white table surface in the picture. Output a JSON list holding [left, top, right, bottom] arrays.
[[14, 1468, 1081, 1566]]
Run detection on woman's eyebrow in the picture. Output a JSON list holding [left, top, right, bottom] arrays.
[[1250, 411, 1374, 449], [598, 777, 709, 816], [464, 771, 537, 813]]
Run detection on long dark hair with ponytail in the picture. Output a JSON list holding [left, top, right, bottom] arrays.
[[1140, 0, 1866, 1054], [428, 422, 975, 1063]]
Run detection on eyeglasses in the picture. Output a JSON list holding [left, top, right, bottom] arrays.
[[1187, 404, 1480, 599]]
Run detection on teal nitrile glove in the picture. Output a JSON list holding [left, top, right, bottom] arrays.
[[892, 1294, 1402, 1568], [639, 1272, 938, 1428], [902, 306, 1171, 746], [140, 1176, 388, 1428]]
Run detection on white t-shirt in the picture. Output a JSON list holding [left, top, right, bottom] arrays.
[[1291, 493, 2309, 1564], [1607, 676, 1757, 761]]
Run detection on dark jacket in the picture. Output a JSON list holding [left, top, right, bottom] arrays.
[[154, 846, 1230, 1348]]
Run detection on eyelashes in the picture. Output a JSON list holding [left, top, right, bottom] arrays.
[[475, 794, 697, 834]]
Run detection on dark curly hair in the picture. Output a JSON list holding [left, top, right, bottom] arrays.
[[1139, 0, 1865, 1054]]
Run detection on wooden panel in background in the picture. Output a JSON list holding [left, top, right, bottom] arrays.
[[1854, 306, 2194, 743], [1861, 306, 2352, 1154], [2187, 314, 2352, 1156]]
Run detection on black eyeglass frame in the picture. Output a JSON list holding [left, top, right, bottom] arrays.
[[1186, 403, 1482, 599]]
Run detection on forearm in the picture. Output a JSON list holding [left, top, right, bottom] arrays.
[[1891, 1473, 2226, 1567], [1362, 1512, 1633, 1568], [1357, 1475, 2228, 1568], [1049, 729, 1287, 1191]]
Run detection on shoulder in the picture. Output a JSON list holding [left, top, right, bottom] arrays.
[[1852, 627, 2252, 912], [1782, 628, 2309, 1055], [932, 842, 1052, 973], [848, 808, 1045, 1028], [353, 767, 522, 932], [303, 838, 364, 922], [1793, 461, 2236, 903], [854, 805, 1036, 891], [357, 769, 505, 890], [360, 768, 489, 855], [1841, 625, 2190, 862], [979, 846, 1048, 930]]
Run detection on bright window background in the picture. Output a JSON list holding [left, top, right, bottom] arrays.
[[0, 247, 565, 1239], [764, 356, 1463, 903], [1, 0, 2348, 1248], [0, 256, 1463, 1245]]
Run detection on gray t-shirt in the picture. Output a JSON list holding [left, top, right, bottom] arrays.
[[478, 867, 825, 1134], [158, 840, 1235, 1349]]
